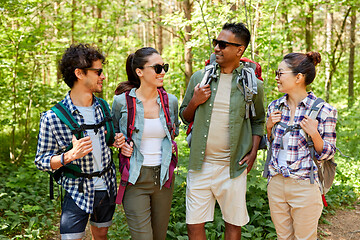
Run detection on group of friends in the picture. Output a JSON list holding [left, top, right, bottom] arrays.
[[35, 22, 337, 240]]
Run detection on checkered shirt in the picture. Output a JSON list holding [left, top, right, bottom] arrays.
[[35, 92, 117, 214], [266, 92, 337, 182]]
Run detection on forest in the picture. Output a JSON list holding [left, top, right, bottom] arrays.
[[0, 0, 359, 239]]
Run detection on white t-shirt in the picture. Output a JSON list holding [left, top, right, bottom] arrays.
[[140, 118, 166, 166], [205, 73, 232, 163], [76, 105, 107, 190], [277, 131, 290, 167]]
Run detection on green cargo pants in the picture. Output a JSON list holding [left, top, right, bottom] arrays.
[[122, 165, 174, 240]]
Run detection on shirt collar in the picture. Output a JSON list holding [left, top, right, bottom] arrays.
[[63, 91, 101, 115], [278, 92, 316, 110]]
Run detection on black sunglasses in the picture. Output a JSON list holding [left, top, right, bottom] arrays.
[[212, 39, 242, 50], [275, 70, 293, 78], [143, 63, 169, 74], [84, 68, 103, 76]]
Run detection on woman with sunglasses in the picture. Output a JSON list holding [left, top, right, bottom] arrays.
[[112, 47, 179, 240], [265, 52, 337, 239]]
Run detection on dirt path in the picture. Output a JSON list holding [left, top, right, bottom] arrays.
[[318, 202, 360, 240]]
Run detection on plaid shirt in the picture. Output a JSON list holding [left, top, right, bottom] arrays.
[[35, 92, 117, 214], [267, 92, 337, 182]]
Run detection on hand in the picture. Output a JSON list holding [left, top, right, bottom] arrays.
[[121, 141, 133, 157], [300, 115, 319, 138], [266, 110, 282, 132], [172, 142, 176, 154], [113, 133, 125, 148], [239, 151, 257, 174], [192, 83, 211, 107], [68, 135, 93, 163]]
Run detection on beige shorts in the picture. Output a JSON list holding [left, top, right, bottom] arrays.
[[186, 161, 249, 226]]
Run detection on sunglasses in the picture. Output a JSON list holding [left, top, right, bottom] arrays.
[[143, 63, 169, 74], [275, 70, 293, 78], [212, 39, 242, 50], [84, 68, 103, 76]]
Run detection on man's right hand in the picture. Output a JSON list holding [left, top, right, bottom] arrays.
[[67, 135, 93, 163], [193, 83, 211, 106]]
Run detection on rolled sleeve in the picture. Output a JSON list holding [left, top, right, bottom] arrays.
[[34, 112, 57, 173], [250, 80, 265, 136], [316, 107, 337, 160]]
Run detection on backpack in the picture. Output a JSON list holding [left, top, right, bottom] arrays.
[[263, 98, 337, 206], [115, 87, 178, 205], [49, 97, 115, 199], [186, 53, 265, 148]]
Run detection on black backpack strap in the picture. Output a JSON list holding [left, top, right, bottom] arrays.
[[97, 97, 116, 146]]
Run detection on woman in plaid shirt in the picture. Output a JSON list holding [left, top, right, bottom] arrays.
[[266, 52, 337, 240]]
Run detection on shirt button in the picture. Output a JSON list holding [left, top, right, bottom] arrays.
[[201, 151, 204, 154], [213, 88, 216, 91], [204, 135, 207, 138], [209, 104, 212, 107], [207, 120, 209, 122]]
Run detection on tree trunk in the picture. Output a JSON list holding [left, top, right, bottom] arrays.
[[305, 3, 314, 52], [183, 0, 193, 87], [157, 1, 163, 54], [324, 9, 332, 102], [283, 2, 292, 53], [71, 0, 76, 44], [348, 8, 356, 108], [150, 0, 157, 49], [325, 7, 351, 102]]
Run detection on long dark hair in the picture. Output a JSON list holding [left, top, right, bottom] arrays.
[[115, 47, 159, 95], [282, 51, 321, 85]]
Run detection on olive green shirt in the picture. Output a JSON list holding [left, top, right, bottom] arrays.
[[180, 63, 265, 179]]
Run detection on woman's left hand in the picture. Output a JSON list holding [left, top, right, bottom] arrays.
[[300, 115, 319, 138]]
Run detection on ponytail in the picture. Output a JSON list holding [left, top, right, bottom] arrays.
[[115, 47, 159, 95]]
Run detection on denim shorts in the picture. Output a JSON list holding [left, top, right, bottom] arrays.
[[60, 190, 115, 240]]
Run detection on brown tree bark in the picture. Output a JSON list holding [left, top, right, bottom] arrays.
[[348, 8, 356, 108], [183, 0, 193, 88], [305, 3, 314, 52]]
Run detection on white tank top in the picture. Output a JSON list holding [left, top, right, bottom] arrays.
[[140, 118, 166, 166]]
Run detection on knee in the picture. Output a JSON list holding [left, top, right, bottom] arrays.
[[91, 226, 108, 240], [187, 223, 206, 239]]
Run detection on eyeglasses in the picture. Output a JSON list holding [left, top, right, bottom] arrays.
[[275, 70, 293, 78], [84, 68, 103, 76], [143, 63, 169, 74], [212, 39, 242, 50]]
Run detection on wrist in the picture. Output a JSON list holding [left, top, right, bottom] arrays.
[[60, 153, 65, 166]]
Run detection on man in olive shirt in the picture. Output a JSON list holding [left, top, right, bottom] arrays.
[[180, 23, 265, 239]]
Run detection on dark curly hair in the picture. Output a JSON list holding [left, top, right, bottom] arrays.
[[222, 22, 251, 49], [59, 44, 105, 88]]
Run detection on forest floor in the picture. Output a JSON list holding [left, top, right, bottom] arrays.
[[318, 201, 360, 240]]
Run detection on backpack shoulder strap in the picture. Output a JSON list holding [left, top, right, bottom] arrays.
[[125, 91, 137, 141], [303, 97, 326, 185], [97, 97, 116, 146], [51, 102, 83, 145], [237, 62, 258, 119], [157, 87, 174, 138]]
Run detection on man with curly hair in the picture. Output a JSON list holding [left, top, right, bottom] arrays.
[[35, 44, 125, 240]]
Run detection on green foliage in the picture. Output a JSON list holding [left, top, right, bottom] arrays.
[[0, 155, 59, 239]]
